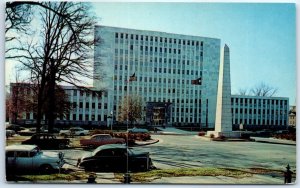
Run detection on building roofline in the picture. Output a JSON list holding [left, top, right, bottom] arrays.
[[95, 25, 221, 41], [231, 95, 289, 100]]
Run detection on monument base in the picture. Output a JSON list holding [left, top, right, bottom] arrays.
[[206, 131, 242, 138]]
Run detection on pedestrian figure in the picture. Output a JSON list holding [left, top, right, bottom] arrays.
[[284, 164, 293, 184]]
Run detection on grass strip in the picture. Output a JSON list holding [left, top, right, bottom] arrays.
[[10, 171, 92, 182], [115, 167, 253, 183]]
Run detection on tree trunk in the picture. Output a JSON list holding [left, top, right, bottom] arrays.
[[47, 59, 56, 133]]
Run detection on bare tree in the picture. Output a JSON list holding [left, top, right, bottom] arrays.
[[5, 2, 32, 39], [7, 2, 102, 132], [118, 95, 144, 126], [250, 82, 278, 97], [237, 88, 249, 96]]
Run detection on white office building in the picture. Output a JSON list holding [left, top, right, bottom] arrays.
[[94, 26, 221, 128]]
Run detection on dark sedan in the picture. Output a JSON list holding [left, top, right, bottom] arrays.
[[77, 144, 153, 172], [22, 133, 70, 149]]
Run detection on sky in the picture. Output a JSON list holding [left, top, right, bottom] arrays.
[[3, 2, 296, 105], [89, 2, 296, 105]]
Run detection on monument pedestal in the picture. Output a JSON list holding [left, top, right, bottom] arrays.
[[206, 131, 242, 138]]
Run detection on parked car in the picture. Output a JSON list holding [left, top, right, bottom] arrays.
[[18, 128, 38, 136], [6, 130, 16, 137], [127, 127, 149, 133], [43, 128, 61, 133], [59, 127, 89, 137], [6, 144, 65, 174], [77, 144, 153, 172], [22, 133, 70, 149], [80, 134, 125, 149], [6, 124, 26, 133]]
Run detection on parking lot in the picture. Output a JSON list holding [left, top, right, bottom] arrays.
[[6, 132, 296, 183], [50, 134, 296, 175]]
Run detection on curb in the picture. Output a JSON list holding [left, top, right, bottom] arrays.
[[152, 133, 197, 136], [133, 139, 159, 146], [255, 140, 296, 146]]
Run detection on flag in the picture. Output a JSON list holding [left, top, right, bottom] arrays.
[[191, 77, 202, 85], [127, 72, 137, 82]]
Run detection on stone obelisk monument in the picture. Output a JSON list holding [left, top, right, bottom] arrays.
[[207, 44, 239, 138]]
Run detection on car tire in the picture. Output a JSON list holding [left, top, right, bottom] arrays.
[[80, 133, 84, 136], [58, 143, 66, 149], [39, 164, 53, 174]]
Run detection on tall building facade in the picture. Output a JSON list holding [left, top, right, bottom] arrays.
[[94, 26, 221, 128]]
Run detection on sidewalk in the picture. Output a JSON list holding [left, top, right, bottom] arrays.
[[20, 174, 286, 184], [252, 137, 296, 146], [134, 139, 159, 146], [153, 127, 198, 135]]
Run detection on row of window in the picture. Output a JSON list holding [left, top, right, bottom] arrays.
[[115, 55, 202, 65], [115, 65, 202, 76], [72, 102, 108, 109], [232, 98, 288, 106], [232, 108, 287, 114], [65, 90, 107, 98], [233, 119, 287, 125], [59, 114, 108, 121], [115, 32, 204, 47]]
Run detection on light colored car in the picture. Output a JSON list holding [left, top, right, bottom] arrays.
[[6, 145, 65, 174], [80, 134, 125, 149], [6, 130, 15, 137], [59, 127, 89, 137], [127, 127, 149, 133]]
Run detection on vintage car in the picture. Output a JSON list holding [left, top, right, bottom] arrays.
[[6, 145, 65, 174], [77, 144, 153, 172], [22, 133, 70, 149], [80, 134, 125, 149], [59, 127, 89, 137], [6, 130, 15, 137], [127, 127, 149, 133], [18, 128, 38, 136], [6, 124, 26, 133]]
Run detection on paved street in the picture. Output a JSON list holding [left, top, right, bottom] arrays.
[[61, 134, 296, 179], [136, 135, 296, 171]]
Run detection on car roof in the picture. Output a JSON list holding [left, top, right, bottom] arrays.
[[32, 133, 55, 136], [96, 144, 127, 150], [93, 134, 111, 136], [6, 144, 38, 151]]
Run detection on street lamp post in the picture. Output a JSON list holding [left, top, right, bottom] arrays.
[[107, 111, 113, 131]]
